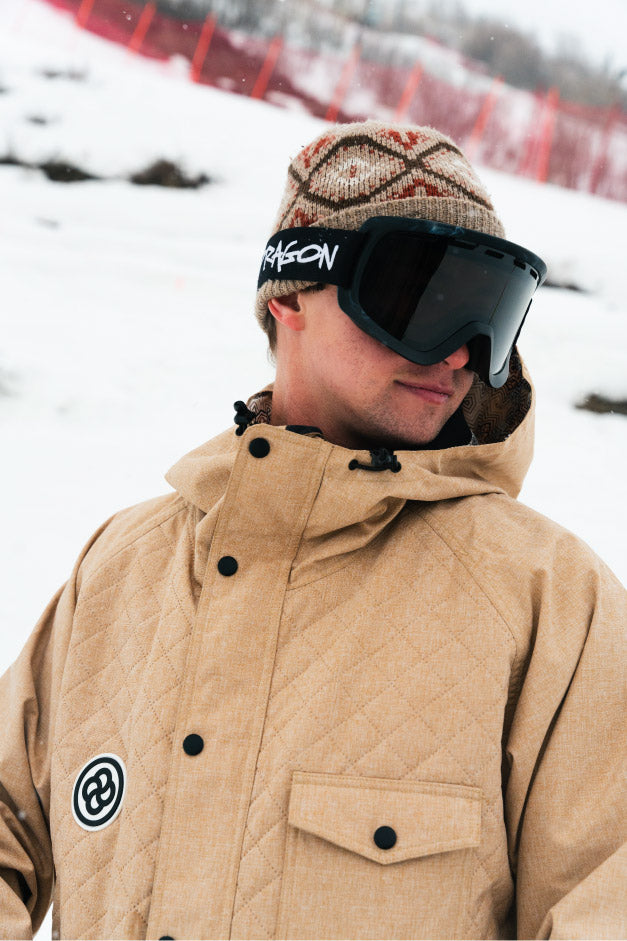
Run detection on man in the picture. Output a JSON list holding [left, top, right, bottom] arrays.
[[1, 121, 625, 940]]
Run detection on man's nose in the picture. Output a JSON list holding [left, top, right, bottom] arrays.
[[443, 343, 470, 369]]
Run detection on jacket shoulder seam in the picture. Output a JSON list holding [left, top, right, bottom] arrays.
[[79, 496, 188, 591], [420, 508, 519, 657]]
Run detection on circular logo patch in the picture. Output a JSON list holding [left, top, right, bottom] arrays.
[[72, 754, 126, 831]]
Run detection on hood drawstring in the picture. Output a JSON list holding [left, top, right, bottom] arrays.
[[349, 449, 402, 473], [233, 400, 256, 436], [235, 400, 401, 474]]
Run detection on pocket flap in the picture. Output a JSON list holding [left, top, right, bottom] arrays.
[[288, 772, 481, 865]]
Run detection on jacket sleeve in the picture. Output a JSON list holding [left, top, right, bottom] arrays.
[[0, 529, 105, 940], [506, 551, 627, 939]]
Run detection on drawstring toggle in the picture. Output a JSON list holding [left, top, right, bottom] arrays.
[[233, 400, 256, 436], [349, 448, 402, 473]]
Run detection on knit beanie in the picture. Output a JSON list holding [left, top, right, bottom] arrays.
[[255, 120, 505, 344]]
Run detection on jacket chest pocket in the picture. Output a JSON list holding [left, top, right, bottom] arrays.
[[276, 772, 482, 940]]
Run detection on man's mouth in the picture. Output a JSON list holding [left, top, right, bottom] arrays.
[[396, 380, 453, 403]]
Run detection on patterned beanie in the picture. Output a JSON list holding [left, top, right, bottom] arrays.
[[255, 120, 505, 346]]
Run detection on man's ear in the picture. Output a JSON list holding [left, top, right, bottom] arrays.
[[268, 294, 305, 332]]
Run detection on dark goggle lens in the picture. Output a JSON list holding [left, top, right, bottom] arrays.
[[357, 232, 537, 375]]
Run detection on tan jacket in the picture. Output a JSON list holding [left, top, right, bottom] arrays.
[[1, 360, 625, 940]]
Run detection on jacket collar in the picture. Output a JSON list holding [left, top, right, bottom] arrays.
[[166, 366, 534, 513]]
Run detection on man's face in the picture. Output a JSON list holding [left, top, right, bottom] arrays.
[[272, 285, 475, 451]]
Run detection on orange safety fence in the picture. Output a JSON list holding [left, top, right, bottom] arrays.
[[39, 0, 627, 201]]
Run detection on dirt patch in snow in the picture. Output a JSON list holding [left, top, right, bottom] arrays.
[[129, 159, 210, 188], [0, 154, 211, 187], [576, 393, 627, 416]]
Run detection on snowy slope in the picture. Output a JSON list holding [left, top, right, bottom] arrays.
[[1, 0, 626, 700]]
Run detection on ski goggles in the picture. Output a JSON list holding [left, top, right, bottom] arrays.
[[258, 216, 547, 388]]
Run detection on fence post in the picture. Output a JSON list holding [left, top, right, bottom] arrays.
[[326, 43, 361, 123], [128, 1, 156, 54], [191, 12, 217, 84], [535, 86, 559, 183], [75, 0, 96, 29], [465, 76, 503, 160], [250, 35, 284, 100], [394, 62, 423, 122]]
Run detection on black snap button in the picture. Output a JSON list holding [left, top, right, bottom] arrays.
[[183, 733, 204, 756], [373, 825, 397, 850], [159, 936, 174, 940], [248, 437, 270, 458], [217, 555, 238, 576]]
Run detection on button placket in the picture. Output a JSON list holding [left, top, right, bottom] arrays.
[[215, 437, 271, 582], [147, 429, 331, 941]]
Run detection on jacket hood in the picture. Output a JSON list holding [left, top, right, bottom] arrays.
[[166, 352, 533, 585], [166, 350, 534, 514]]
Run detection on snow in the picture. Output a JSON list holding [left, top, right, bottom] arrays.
[[0, 4, 625, 930]]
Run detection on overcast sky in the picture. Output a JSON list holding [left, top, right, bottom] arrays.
[[452, 0, 626, 73]]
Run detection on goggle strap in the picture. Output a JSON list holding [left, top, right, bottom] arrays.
[[257, 227, 364, 289]]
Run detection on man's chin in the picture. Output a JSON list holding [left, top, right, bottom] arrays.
[[348, 422, 449, 452]]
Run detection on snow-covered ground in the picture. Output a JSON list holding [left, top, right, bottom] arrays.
[[0, 0, 625, 932]]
